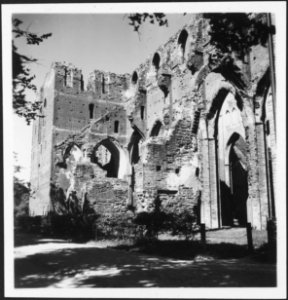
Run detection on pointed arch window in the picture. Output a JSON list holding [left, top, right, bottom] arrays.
[[178, 29, 188, 63], [132, 71, 138, 85], [152, 52, 160, 71]]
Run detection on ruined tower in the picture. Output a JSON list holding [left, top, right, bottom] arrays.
[[30, 14, 276, 231]]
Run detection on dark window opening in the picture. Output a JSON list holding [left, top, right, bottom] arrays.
[[132, 71, 138, 84], [128, 129, 143, 164], [140, 106, 145, 120], [80, 75, 84, 91], [150, 121, 162, 137], [44, 98, 47, 107], [102, 75, 105, 94], [156, 165, 161, 171], [267, 147, 275, 217], [89, 103, 94, 119], [64, 70, 67, 87], [175, 168, 180, 174], [178, 30, 188, 60], [266, 120, 270, 135], [152, 53, 160, 71], [220, 133, 248, 227], [114, 120, 119, 133], [195, 167, 200, 177]]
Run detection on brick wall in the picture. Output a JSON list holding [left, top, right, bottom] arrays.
[[30, 13, 275, 233]]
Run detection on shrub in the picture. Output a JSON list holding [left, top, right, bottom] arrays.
[[95, 211, 136, 240], [167, 211, 199, 240]]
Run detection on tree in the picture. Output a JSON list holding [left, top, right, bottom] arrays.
[[127, 13, 273, 56], [203, 13, 273, 58], [127, 13, 168, 32], [13, 152, 30, 217], [12, 18, 52, 125]]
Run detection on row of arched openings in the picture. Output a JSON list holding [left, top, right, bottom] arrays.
[[131, 29, 189, 85]]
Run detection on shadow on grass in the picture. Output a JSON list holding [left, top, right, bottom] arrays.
[[112, 239, 276, 262], [15, 244, 276, 288]]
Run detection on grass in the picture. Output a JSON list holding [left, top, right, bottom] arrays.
[[110, 227, 275, 262], [15, 226, 275, 263]]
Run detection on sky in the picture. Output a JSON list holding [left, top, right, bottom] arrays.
[[13, 13, 193, 181]]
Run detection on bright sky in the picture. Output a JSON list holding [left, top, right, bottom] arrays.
[[13, 13, 193, 182]]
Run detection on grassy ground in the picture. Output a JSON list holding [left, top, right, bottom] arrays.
[[14, 227, 276, 288], [113, 228, 275, 263]]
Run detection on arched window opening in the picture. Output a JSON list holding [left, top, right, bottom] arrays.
[[195, 167, 200, 177], [128, 128, 143, 164], [132, 71, 138, 85], [102, 74, 105, 94], [44, 98, 47, 107], [140, 106, 145, 120], [114, 120, 119, 133], [66, 69, 73, 88], [89, 103, 94, 119], [150, 120, 162, 137], [91, 139, 120, 178], [152, 52, 160, 71], [178, 30, 188, 61]]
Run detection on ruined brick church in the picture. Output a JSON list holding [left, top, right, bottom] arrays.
[[30, 14, 276, 230]]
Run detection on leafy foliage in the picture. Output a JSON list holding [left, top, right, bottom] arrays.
[[127, 13, 273, 59], [13, 152, 30, 219], [12, 18, 52, 124], [133, 195, 198, 240], [127, 13, 168, 32], [14, 177, 30, 218], [203, 13, 273, 57], [95, 212, 136, 240]]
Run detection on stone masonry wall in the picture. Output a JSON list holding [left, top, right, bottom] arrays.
[[30, 13, 276, 232]]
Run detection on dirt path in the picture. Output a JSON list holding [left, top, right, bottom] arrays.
[[14, 239, 276, 288]]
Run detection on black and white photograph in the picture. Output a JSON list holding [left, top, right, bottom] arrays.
[[2, 2, 286, 298]]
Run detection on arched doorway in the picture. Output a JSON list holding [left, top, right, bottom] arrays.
[[227, 135, 248, 226], [127, 127, 144, 207], [213, 90, 247, 227], [219, 133, 248, 227], [128, 129, 143, 164]]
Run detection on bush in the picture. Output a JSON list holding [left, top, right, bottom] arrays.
[[15, 195, 99, 242], [95, 211, 137, 240], [134, 210, 168, 239], [168, 211, 198, 240]]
